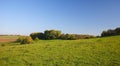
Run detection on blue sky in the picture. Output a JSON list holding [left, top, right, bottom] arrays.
[[0, 0, 120, 35]]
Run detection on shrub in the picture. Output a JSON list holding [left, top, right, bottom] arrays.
[[21, 36, 33, 44], [60, 34, 77, 40], [69, 34, 76, 40], [16, 36, 25, 42], [17, 36, 33, 44]]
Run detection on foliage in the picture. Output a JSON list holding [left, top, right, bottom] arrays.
[[115, 27, 120, 35], [16, 36, 25, 42], [30, 32, 44, 40], [30, 30, 61, 40], [44, 30, 61, 39], [60, 34, 77, 40], [0, 36, 120, 66], [60, 34, 95, 40], [101, 27, 120, 37], [75, 34, 95, 39], [30, 30, 95, 40], [17, 36, 33, 44], [21, 36, 33, 44]]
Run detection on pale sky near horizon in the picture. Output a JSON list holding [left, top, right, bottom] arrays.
[[0, 0, 120, 36]]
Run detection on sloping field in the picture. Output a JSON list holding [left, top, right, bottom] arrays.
[[0, 36, 18, 42], [0, 36, 120, 66]]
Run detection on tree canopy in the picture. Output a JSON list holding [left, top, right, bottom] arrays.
[[101, 27, 120, 37]]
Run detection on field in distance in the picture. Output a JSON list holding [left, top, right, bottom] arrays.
[[0, 35, 19, 43], [0, 36, 120, 66]]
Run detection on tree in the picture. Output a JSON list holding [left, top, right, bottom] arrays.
[[101, 27, 120, 37], [30, 32, 44, 40], [107, 29, 116, 36], [101, 30, 108, 37], [115, 27, 120, 35], [44, 30, 61, 39], [29, 29, 96, 40]]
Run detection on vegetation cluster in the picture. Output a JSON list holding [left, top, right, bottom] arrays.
[[0, 27, 120, 66], [101, 27, 120, 37], [30, 30, 95, 40], [16, 27, 120, 44], [16, 36, 33, 44]]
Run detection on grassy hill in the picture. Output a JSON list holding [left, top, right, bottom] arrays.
[[0, 36, 120, 66]]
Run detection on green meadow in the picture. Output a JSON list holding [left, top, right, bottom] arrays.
[[0, 36, 120, 66]]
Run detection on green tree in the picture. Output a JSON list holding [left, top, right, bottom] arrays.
[[115, 27, 120, 35], [101, 27, 120, 37], [30, 32, 44, 40], [44, 30, 61, 39]]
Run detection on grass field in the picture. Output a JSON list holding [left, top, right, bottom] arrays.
[[0, 36, 120, 66]]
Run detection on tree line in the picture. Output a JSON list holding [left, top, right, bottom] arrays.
[[101, 27, 120, 37], [30, 30, 95, 40], [16, 27, 120, 44]]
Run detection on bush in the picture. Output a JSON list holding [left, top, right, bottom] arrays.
[[60, 34, 77, 40], [17, 36, 33, 44], [60, 34, 95, 40], [21, 36, 33, 44], [16, 36, 25, 42]]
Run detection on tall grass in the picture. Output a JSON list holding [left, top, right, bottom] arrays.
[[0, 36, 120, 66]]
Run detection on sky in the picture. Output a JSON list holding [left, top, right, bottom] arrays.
[[0, 0, 120, 36]]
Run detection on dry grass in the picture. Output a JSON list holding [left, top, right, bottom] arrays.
[[0, 36, 18, 42]]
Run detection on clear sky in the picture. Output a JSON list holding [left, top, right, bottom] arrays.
[[0, 0, 120, 35]]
